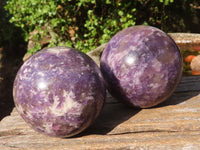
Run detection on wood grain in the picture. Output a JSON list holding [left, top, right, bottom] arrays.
[[1, 76, 200, 149]]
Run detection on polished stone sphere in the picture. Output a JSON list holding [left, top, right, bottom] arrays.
[[13, 47, 106, 137], [100, 25, 182, 108]]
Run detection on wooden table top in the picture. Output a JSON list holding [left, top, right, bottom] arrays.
[[0, 76, 200, 150]]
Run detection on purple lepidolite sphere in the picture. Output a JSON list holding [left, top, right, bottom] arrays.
[[100, 25, 182, 108], [13, 46, 106, 137]]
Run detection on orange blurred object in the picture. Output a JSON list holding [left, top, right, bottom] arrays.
[[184, 55, 196, 63], [191, 70, 200, 75], [58, 5, 62, 9]]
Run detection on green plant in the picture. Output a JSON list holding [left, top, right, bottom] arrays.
[[159, 0, 174, 5], [0, 0, 22, 47], [5, 0, 177, 54]]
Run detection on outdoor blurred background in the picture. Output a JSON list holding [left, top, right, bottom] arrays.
[[1, 0, 200, 54], [0, 0, 200, 119]]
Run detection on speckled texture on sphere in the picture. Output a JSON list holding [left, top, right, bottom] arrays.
[[100, 25, 182, 108], [13, 47, 106, 137]]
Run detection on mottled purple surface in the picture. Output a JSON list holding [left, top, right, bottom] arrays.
[[13, 47, 106, 137], [100, 25, 182, 108]]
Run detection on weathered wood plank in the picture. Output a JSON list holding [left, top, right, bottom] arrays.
[[176, 76, 200, 92], [1, 76, 200, 149]]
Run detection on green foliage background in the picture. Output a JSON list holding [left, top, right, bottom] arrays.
[[0, 0, 23, 47], [3, 0, 200, 53]]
